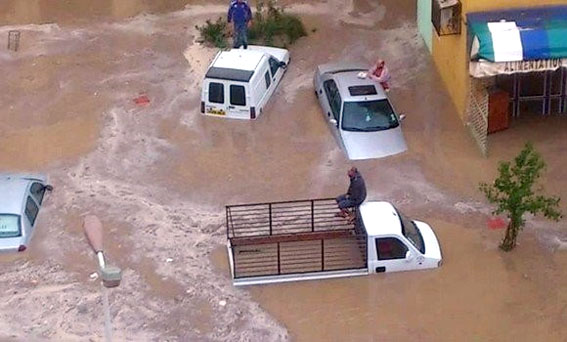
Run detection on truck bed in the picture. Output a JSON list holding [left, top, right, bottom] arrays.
[[226, 199, 368, 284]]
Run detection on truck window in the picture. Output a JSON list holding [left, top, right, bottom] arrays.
[[264, 71, 271, 90], [208, 82, 224, 104], [375, 238, 408, 260], [230, 85, 246, 106], [399, 213, 425, 254]]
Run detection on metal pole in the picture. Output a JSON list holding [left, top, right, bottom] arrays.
[[321, 239, 325, 271], [268, 203, 272, 236], [311, 200, 315, 232]]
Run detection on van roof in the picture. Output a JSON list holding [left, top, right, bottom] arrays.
[[204, 49, 266, 82], [212, 49, 265, 71]]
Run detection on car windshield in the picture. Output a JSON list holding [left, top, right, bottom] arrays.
[[342, 99, 399, 132], [398, 211, 425, 254], [0, 214, 21, 238]]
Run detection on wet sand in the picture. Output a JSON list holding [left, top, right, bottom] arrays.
[[1, 0, 567, 340]]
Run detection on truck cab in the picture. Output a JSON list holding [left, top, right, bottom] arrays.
[[359, 201, 442, 274]]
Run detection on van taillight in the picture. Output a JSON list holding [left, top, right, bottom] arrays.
[[250, 107, 256, 119], [200, 101, 205, 113], [18, 245, 26, 252]]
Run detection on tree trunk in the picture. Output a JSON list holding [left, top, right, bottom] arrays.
[[500, 220, 520, 251]]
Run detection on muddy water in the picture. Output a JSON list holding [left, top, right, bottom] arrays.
[[248, 221, 567, 341], [2, 0, 567, 340], [0, 0, 225, 25]]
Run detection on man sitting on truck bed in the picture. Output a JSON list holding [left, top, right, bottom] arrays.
[[336, 167, 367, 222]]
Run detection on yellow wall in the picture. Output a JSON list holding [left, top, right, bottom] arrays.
[[432, 0, 567, 120]]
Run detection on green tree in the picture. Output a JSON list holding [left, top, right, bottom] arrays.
[[479, 143, 562, 251]]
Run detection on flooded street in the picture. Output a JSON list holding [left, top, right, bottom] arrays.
[[1, 0, 567, 340]]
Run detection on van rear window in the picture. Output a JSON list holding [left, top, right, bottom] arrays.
[[230, 85, 246, 106], [209, 83, 224, 104]]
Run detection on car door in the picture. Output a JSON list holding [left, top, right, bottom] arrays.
[[322, 79, 343, 143], [268, 57, 284, 86], [371, 237, 418, 273], [204, 80, 229, 117], [227, 83, 251, 119], [23, 193, 40, 245]]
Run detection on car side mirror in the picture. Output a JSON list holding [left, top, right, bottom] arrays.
[[329, 118, 338, 127], [44, 184, 54, 192], [279, 61, 287, 69], [399, 114, 406, 121], [405, 250, 413, 261]]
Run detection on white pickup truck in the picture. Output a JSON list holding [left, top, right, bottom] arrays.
[[226, 198, 442, 286]]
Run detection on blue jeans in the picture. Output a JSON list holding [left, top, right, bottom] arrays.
[[233, 25, 248, 49], [336, 194, 356, 209]]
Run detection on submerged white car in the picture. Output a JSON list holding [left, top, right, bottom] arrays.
[[0, 174, 52, 253], [313, 62, 407, 160]]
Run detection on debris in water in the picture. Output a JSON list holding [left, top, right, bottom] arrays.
[[219, 300, 227, 307], [166, 258, 173, 263], [133, 95, 151, 106], [487, 217, 507, 230], [89, 272, 99, 280]]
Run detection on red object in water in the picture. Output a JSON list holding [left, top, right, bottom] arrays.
[[488, 217, 507, 230], [133, 95, 150, 106]]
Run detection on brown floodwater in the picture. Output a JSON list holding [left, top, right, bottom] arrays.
[[0, 0, 226, 26], [245, 220, 567, 341], [2, 0, 567, 340]]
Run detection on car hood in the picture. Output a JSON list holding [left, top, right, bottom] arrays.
[[248, 45, 289, 63], [340, 126, 407, 160], [413, 220, 442, 261]]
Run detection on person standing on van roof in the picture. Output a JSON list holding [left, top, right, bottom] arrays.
[[336, 167, 367, 222], [367, 59, 391, 92], [228, 0, 253, 49]]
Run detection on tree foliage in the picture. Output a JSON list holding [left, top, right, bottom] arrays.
[[479, 142, 561, 251]]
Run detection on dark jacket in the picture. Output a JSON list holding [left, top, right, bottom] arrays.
[[347, 171, 367, 206], [228, 1, 252, 28]]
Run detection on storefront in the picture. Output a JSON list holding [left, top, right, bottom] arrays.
[[465, 6, 567, 154], [419, 1, 567, 155]]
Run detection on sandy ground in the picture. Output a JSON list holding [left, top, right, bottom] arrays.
[[1, 0, 567, 341]]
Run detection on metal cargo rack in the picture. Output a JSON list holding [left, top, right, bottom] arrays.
[[226, 198, 368, 279]]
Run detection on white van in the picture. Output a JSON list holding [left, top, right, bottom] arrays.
[[201, 46, 290, 120]]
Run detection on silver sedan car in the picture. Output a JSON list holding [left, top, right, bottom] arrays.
[[313, 62, 407, 160], [0, 174, 52, 253]]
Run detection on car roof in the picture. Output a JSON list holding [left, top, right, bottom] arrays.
[[0, 174, 45, 215], [359, 201, 402, 237], [212, 49, 265, 71], [332, 71, 388, 102]]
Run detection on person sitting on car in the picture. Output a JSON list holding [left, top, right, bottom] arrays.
[[336, 167, 367, 222], [367, 59, 391, 92]]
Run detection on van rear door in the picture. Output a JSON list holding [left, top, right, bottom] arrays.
[[204, 80, 229, 117], [227, 83, 252, 119]]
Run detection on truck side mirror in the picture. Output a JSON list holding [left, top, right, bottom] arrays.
[[399, 114, 406, 121], [329, 118, 338, 127], [279, 61, 287, 69], [405, 250, 413, 261]]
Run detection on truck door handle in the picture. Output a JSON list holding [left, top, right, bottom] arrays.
[[376, 267, 386, 273], [229, 106, 235, 109], [327, 112, 331, 117]]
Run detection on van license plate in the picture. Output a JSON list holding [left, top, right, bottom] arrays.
[[207, 108, 226, 116]]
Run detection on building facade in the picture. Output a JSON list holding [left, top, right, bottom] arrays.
[[419, 0, 567, 154]]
